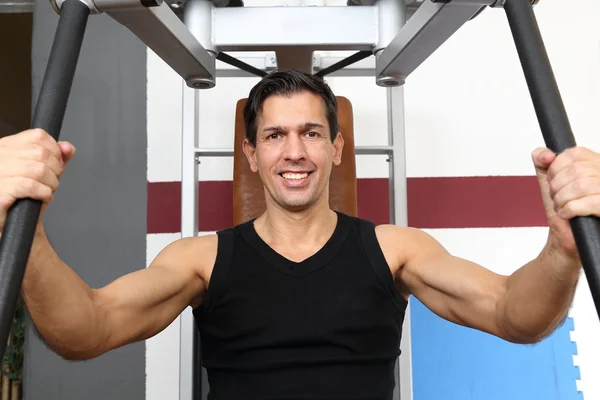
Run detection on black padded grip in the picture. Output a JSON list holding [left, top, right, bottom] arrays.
[[505, 0, 600, 319], [0, 0, 90, 359]]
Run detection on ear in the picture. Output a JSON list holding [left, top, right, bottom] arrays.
[[332, 132, 344, 166], [242, 138, 258, 172]]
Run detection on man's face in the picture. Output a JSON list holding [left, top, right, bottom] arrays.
[[243, 91, 344, 212]]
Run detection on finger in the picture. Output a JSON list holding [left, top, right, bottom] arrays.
[[2, 177, 54, 205], [0, 146, 65, 180], [557, 194, 600, 220], [0, 129, 62, 162], [553, 177, 600, 211], [0, 160, 60, 192], [548, 147, 599, 180], [4, 132, 67, 176], [58, 142, 76, 165], [26, 161, 60, 191], [20, 129, 64, 167], [549, 161, 600, 199], [532, 147, 556, 172]]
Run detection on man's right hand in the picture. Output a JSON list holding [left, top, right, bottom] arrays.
[[0, 129, 76, 233]]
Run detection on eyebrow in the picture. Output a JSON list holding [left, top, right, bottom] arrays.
[[262, 122, 325, 133]]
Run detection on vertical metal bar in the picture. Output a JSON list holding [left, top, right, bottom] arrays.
[[179, 84, 199, 400], [504, 0, 600, 321], [380, 0, 411, 396], [180, 2, 216, 398], [387, 85, 411, 400], [0, 0, 89, 360]]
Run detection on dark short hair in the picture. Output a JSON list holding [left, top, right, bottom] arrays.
[[243, 70, 339, 147]]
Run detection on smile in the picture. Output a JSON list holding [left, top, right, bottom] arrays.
[[281, 172, 310, 180]]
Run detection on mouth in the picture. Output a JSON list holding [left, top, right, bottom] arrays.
[[278, 171, 313, 186], [280, 172, 311, 180]]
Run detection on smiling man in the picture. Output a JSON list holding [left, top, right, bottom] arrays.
[[2, 69, 600, 400], [243, 79, 344, 214]]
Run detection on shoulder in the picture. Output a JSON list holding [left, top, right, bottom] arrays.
[[159, 234, 219, 260], [152, 234, 219, 277], [372, 224, 446, 274], [374, 224, 439, 248]]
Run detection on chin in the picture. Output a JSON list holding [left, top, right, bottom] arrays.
[[278, 197, 315, 211], [269, 192, 316, 211], [266, 180, 326, 211]]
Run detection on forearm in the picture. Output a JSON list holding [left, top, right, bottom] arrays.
[[21, 226, 103, 359], [499, 236, 581, 343]]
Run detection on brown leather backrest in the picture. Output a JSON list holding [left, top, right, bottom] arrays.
[[232, 96, 357, 225]]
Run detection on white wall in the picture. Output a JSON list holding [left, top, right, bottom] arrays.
[[146, 0, 600, 398], [403, 3, 600, 397]]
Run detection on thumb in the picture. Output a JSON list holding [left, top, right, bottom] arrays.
[[531, 147, 558, 216], [531, 147, 556, 174], [58, 141, 77, 164]]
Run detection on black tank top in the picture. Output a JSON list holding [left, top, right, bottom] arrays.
[[193, 211, 408, 400]]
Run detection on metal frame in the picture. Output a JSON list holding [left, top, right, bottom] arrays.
[[387, 85, 412, 400], [42, 0, 520, 399], [47, 0, 498, 87], [180, 85, 200, 400], [174, 1, 493, 399], [376, 0, 487, 83], [0, 2, 587, 400]]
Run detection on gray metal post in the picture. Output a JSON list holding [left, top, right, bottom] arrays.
[[387, 85, 412, 400], [180, 84, 200, 400]]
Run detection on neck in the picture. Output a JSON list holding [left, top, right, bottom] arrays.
[[255, 195, 337, 248]]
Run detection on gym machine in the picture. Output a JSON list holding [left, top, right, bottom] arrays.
[[0, 1, 599, 400]]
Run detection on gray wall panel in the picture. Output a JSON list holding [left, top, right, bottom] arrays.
[[23, 1, 147, 398]]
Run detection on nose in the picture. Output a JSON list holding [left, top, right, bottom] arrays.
[[282, 133, 307, 162]]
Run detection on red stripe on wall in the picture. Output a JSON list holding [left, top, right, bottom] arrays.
[[147, 176, 547, 234], [408, 176, 547, 229], [147, 181, 233, 234]]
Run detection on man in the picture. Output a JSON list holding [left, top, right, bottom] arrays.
[[0, 70, 598, 399]]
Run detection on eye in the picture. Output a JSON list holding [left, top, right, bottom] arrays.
[[305, 131, 319, 138], [267, 133, 281, 140]]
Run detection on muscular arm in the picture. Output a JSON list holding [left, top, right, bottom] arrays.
[[22, 228, 216, 360], [378, 225, 579, 343]]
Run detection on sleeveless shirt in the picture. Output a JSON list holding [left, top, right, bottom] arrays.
[[193, 211, 408, 400]]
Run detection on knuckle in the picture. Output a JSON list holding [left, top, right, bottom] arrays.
[[0, 194, 13, 212], [571, 146, 592, 161], [31, 145, 48, 161], [573, 179, 585, 194], [41, 185, 53, 198], [556, 151, 571, 165], [20, 177, 36, 194], [568, 147, 583, 158], [567, 163, 581, 179], [549, 179, 559, 197], [29, 161, 47, 180], [553, 198, 562, 211], [554, 192, 566, 208], [563, 201, 575, 214], [30, 129, 47, 142]]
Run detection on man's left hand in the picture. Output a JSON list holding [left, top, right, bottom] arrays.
[[533, 146, 600, 259]]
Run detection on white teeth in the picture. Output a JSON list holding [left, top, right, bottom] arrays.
[[282, 172, 308, 180]]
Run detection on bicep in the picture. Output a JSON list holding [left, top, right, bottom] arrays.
[[396, 228, 509, 339], [92, 236, 214, 354]]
